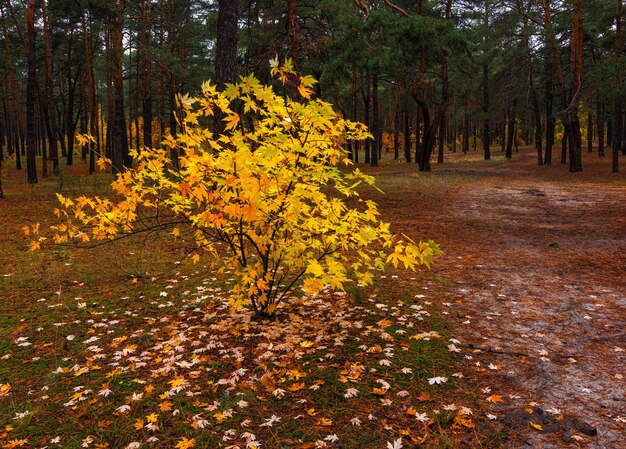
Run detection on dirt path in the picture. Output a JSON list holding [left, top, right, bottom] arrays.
[[373, 150, 626, 448]]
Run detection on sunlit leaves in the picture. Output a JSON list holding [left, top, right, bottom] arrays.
[[46, 59, 438, 316]]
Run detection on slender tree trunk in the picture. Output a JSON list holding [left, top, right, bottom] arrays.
[[361, 78, 370, 164], [393, 110, 399, 160], [506, 100, 516, 159], [438, 0, 452, 164], [111, 0, 129, 173], [371, 72, 379, 167], [140, 0, 152, 150], [482, 64, 490, 160], [597, 100, 605, 156], [613, 0, 622, 172], [587, 112, 593, 153], [41, 0, 59, 175], [82, 12, 97, 174], [25, 0, 37, 183], [462, 110, 469, 154], [403, 111, 411, 162], [287, 0, 299, 67]]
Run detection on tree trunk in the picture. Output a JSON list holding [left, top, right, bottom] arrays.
[[216, 0, 239, 89], [82, 11, 97, 174], [462, 110, 469, 154], [613, 0, 622, 172], [287, 0, 299, 67], [140, 0, 152, 150], [587, 112, 593, 153], [567, 0, 584, 172], [403, 111, 411, 162], [361, 79, 370, 164], [597, 100, 605, 157], [393, 110, 399, 160], [41, 0, 59, 175], [371, 72, 379, 167], [111, 0, 130, 173], [25, 0, 37, 184], [506, 100, 516, 159]]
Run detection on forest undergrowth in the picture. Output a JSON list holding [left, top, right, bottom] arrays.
[[1, 148, 624, 449]]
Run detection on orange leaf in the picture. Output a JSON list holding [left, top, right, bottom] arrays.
[[487, 394, 504, 404], [530, 421, 543, 431], [288, 382, 305, 392]]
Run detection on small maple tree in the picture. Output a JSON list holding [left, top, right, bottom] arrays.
[[44, 60, 439, 317]]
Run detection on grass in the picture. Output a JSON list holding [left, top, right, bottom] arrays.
[[0, 157, 507, 449]]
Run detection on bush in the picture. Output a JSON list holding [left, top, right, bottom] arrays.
[[44, 60, 439, 317]]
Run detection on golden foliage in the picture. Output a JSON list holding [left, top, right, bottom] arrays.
[[47, 60, 438, 316]]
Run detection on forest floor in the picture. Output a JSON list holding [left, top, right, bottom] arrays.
[[0, 147, 624, 449], [369, 147, 626, 449]]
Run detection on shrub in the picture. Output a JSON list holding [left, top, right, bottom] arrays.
[[44, 60, 439, 317]]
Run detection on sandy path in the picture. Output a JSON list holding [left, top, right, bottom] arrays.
[[373, 150, 626, 448]]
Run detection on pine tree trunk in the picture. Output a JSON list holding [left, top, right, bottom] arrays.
[[597, 100, 605, 157], [25, 0, 37, 184], [371, 72, 379, 167], [403, 111, 411, 162]]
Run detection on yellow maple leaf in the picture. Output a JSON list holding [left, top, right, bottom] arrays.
[[159, 401, 173, 412], [3, 439, 29, 448], [214, 412, 228, 423], [0, 384, 11, 396], [316, 417, 332, 426], [133, 419, 144, 430], [146, 413, 158, 423], [287, 382, 305, 392], [529, 421, 543, 431], [175, 437, 195, 449]]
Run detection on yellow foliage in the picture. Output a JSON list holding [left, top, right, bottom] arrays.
[[48, 59, 439, 317]]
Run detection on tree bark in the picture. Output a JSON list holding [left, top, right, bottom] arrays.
[[506, 100, 516, 159], [25, 0, 37, 183], [371, 72, 379, 167], [216, 0, 239, 90], [111, 0, 130, 173]]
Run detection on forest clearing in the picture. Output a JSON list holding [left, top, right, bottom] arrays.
[[1, 147, 624, 449], [1, 0, 626, 448]]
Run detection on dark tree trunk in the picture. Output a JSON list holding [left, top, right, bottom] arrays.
[[561, 131, 567, 164], [587, 112, 593, 153], [613, 105, 622, 172], [41, 0, 59, 175], [215, 0, 239, 90], [111, 0, 130, 173], [82, 11, 97, 174], [352, 93, 359, 163], [361, 80, 370, 164], [403, 111, 411, 162], [141, 0, 152, 149], [25, 0, 37, 184], [462, 110, 469, 154], [482, 62, 490, 161], [371, 73, 379, 167], [597, 100, 605, 157], [506, 100, 516, 159], [393, 110, 399, 160], [567, 0, 583, 172]]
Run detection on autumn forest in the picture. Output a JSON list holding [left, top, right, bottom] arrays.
[[0, 1, 625, 449]]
